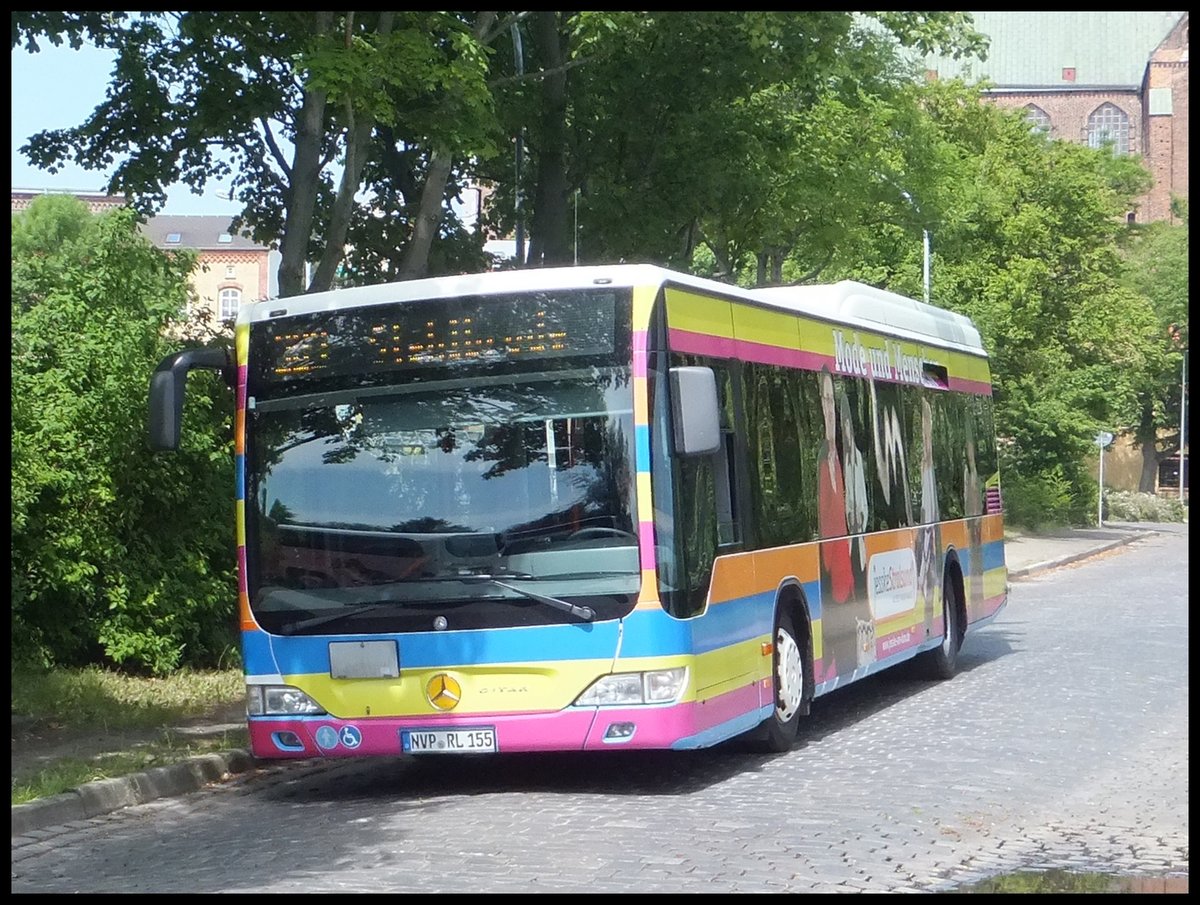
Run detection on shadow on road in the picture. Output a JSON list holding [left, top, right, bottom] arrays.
[[256, 629, 1018, 806]]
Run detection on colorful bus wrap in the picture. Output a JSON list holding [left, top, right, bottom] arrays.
[[149, 264, 1007, 759]]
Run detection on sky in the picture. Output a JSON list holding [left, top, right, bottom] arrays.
[[11, 36, 507, 253], [11, 41, 240, 217]]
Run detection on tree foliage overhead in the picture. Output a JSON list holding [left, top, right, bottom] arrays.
[[13, 11, 509, 296], [12, 195, 237, 674], [11, 8, 1183, 557], [472, 11, 986, 276], [13, 11, 984, 292]]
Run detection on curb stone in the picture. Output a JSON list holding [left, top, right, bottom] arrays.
[[1006, 531, 1153, 580], [12, 749, 258, 838]]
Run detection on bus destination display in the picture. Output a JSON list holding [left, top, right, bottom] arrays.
[[259, 291, 619, 382]]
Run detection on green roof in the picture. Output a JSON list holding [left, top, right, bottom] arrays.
[[927, 11, 1185, 90]]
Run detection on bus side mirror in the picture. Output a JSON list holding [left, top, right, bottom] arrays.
[[669, 366, 722, 457], [149, 347, 233, 451]]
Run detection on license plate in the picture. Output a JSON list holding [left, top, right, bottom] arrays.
[[401, 727, 497, 754]]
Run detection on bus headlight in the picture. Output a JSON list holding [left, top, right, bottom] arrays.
[[574, 667, 688, 706], [246, 685, 326, 716]]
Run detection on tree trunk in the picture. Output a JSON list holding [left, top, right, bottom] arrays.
[[276, 13, 333, 298], [395, 11, 497, 281], [311, 12, 396, 293], [1135, 398, 1162, 492], [526, 11, 571, 267], [395, 147, 454, 280]]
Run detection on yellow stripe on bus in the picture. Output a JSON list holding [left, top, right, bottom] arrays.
[[288, 655, 701, 717], [664, 289, 735, 338], [731, 304, 802, 350]]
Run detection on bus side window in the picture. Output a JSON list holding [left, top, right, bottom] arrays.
[[713, 366, 740, 547], [667, 356, 738, 616], [675, 435, 718, 616]]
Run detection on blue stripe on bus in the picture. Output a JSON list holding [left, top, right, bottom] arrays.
[[635, 425, 651, 468], [616, 600, 769, 659], [242, 629, 277, 676], [234, 456, 244, 501], [982, 540, 1006, 572], [618, 578, 821, 659], [243, 579, 826, 675], [243, 621, 623, 676]]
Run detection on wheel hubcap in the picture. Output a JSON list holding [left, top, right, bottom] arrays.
[[775, 627, 803, 722], [942, 597, 956, 655]]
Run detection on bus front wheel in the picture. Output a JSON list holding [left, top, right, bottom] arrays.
[[749, 607, 807, 753], [921, 567, 964, 680]]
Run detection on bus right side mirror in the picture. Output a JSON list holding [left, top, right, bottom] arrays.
[[148, 347, 233, 451], [669, 366, 722, 457]]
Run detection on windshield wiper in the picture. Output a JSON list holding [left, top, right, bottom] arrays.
[[487, 579, 595, 622], [276, 574, 596, 632], [279, 601, 409, 635], [429, 574, 595, 622]]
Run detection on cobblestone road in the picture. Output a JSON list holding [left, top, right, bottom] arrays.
[[12, 530, 1188, 893]]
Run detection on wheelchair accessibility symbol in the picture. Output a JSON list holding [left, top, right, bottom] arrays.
[[339, 726, 362, 749]]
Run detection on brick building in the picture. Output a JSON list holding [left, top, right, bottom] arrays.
[[926, 11, 1188, 225], [141, 214, 272, 323], [12, 191, 272, 323], [927, 12, 1190, 500]]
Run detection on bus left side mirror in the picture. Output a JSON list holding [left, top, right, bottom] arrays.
[[148, 347, 233, 451], [669, 366, 722, 457]]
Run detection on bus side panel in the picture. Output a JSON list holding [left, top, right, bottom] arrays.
[[973, 512, 1008, 624], [614, 546, 822, 749]]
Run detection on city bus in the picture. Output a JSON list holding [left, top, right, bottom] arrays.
[[149, 264, 1006, 759]]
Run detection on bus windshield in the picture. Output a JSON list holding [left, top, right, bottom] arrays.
[[246, 367, 639, 634]]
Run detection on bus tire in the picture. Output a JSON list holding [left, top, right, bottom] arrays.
[[921, 565, 964, 680], [748, 607, 807, 753]]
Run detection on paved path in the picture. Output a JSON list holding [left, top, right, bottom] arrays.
[[10, 521, 1171, 838]]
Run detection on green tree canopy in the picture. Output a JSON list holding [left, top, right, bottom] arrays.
[[816, 80, 1161, 524], [12, 195, 236, 673], [1118, 213, 1189, 489]]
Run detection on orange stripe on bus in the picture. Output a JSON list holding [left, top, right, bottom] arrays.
[[239, 593, 258, 630], [981, 513, 1005, 543], [940, 520, 969, 550], [708, 545, 820, 603]]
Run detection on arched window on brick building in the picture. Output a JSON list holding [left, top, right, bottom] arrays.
[[219, 287, 242, 321], [1085, 103, 1130, 155], [1023, 104, 1052, 135]]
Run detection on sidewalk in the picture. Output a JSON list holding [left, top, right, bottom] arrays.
[[1003, 520, 1158, 580], [11, 521, 1165, 838]]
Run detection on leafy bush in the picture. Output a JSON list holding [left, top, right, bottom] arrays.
[[1000, 466, 1075, 531], [1102, 490, 1187, 523], [12, 196, 238, 675]]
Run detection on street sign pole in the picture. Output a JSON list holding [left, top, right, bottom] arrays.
[[1096, 431, 1114, 526], [1181, 351, 1187, 506]]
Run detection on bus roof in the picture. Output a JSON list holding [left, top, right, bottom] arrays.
[[244, 264, 985, 356], [749, 281, 984, 355]]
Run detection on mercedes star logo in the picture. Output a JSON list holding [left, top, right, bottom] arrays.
[[425, 674, 462, 711]]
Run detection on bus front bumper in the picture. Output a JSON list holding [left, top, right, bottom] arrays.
[[247, 692, 764, 758]]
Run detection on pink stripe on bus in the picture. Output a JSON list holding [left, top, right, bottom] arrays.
[[669, 328, 829, 371], [633, 348, 648, 379], [948, 376, 993, 396], [638, 520, 657, 570]]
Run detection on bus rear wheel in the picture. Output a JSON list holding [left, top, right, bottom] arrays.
[[749, 608, 806, 753]]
